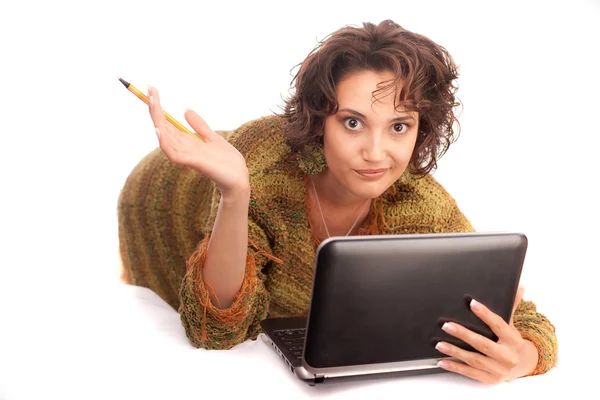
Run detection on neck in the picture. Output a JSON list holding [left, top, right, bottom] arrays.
[[308, 170, 371, 238], [310, 169, 366, 208]]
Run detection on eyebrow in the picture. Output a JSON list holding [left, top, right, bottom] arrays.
[[338, 108, 417, 123]]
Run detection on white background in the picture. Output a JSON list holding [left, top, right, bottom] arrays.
[[0, 0, 598, 398]]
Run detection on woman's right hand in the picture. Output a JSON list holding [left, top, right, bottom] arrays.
[[148, 86, 249, 196]]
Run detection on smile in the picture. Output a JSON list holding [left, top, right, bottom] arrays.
[[355, 169, 388, 180]]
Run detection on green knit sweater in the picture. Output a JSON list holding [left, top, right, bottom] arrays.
[[117, 115, 558, 376]]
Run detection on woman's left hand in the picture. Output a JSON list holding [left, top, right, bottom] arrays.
[[434, 286, 536, 384]]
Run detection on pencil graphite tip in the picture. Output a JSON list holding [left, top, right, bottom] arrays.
[[118, 77, 130, 88]]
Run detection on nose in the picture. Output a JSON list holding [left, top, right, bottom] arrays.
[[362, 132, 385, 162]]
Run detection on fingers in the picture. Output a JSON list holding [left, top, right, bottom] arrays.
[[441, 321, 519, 367], [435, 341, 511, 378], [184, 109, 219, 142], [437, 359, 504, 385], [148, 86, 214, 143], [469, 299, 521, 346], [436, 293, 527, 385], [148, 86, 167, 132], [509, 286, 525, 326]]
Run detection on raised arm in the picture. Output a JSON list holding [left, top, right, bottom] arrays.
[[147, 87, 280, 348]]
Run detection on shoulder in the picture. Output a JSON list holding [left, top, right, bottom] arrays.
[[226, 115, 303, 177], [227, 114, 305, 200], [226, 115, 289, 157], [380, 172, 474, 233]]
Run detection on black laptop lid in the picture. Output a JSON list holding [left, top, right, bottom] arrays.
[[303, 232, 527, 369]]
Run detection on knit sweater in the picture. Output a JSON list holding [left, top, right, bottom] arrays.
[[117, 115, 558, 376]]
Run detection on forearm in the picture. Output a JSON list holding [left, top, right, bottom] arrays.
[[180, 188, 275, 349], [203, 187, 251, 309]]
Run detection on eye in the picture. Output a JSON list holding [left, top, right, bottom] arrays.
[[392, 123, 408, 134], [343, 118, 363, 130]]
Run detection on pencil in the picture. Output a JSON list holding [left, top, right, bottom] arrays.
[[118, 77, 202, 141]]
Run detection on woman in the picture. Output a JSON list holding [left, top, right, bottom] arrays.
[[117, 20, 557, 383]]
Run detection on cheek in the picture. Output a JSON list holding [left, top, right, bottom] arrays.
[[396, 135, 418, 161], [389, 142, 417, 170], [323, 127, 350, 160], [323, 141, 343, 166], [400, 147, 415, 161]]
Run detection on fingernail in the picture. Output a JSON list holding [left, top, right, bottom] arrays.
[[155, 127, 161, 139], [437, 360, 448, 368], [470, 299, 482, 311], [435, 342, 448, 352], [149, 95, 154, 106], [442, 322, 456, 334]]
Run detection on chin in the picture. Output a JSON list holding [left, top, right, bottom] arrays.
[[348, 179, 393, 200]]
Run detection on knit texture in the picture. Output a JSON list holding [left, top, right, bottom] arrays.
[[117, 115, 557, 375]]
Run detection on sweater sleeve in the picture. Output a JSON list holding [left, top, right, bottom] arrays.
[[177, 196, 282, 350], [444, 200, 559, 375]]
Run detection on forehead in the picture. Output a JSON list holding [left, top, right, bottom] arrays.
[[335, 70, 413, 115]]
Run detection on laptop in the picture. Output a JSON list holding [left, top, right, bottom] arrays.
[[259, 232, 527, 385]]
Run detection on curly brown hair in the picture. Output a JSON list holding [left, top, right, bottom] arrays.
[[280, 19, 462, 177]]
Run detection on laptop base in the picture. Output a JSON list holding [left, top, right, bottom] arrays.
[[260, 317, 450, 386]]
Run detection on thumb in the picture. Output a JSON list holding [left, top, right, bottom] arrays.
[[509, 285, 525, 326], [184, 109, 218, 141]]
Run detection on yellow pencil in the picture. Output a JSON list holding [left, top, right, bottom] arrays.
[[118, 77, 202, 141]]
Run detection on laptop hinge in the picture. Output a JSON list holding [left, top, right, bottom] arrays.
[[314, 375, 325, 384]]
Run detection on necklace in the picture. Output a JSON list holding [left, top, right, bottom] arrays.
[[310, 175, 370, 238]]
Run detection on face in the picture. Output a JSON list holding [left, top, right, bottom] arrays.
[[321, 69, 419, 202]]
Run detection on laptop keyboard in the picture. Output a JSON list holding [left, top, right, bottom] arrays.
[[274, 328, 306, 359]]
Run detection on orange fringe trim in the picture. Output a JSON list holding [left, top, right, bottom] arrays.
[[249, 238, 284, 265], [186, 233, 282, 342]]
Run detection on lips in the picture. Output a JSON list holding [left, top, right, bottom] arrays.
[[355, 168, 388, 179], [356, 169, 388, 174]]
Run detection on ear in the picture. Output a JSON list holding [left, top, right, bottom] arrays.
[[509, 286, 525, 326]]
